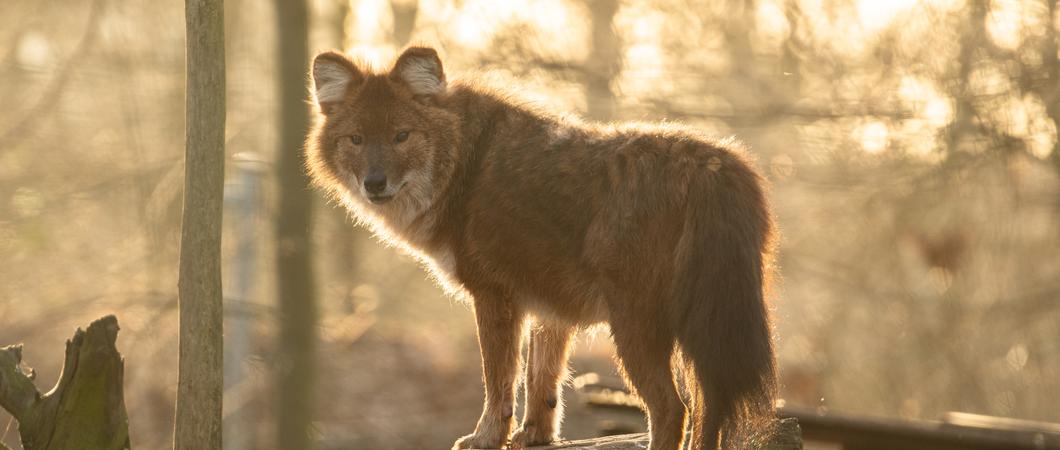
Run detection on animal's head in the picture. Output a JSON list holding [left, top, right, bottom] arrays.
[[306, 46, 459, 214]]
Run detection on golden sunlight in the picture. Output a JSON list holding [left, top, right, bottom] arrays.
[[346, 0, 396, 67], [857, 120, 890, 154], [893, 75, 951, 161], [614, 4, 667, 100], [416, 0, 587, 56], [755, 1, 790, 48], [898, 76, 954, 129], [856, 0, 918, 32], [986, 0, 1024, 50], [1002, 95, 1058, 160]]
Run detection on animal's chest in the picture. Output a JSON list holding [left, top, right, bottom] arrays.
[[363, 203, 467, 297], [414, 245, 466, 298]]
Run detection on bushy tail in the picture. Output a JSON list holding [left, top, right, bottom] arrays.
[[675, 167, 777, 449]]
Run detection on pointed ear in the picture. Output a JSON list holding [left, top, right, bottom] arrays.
[[389, 46, 446, 97], [312, 51, 362, 114]]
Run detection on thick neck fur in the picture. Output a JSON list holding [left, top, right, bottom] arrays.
[[429, 85, 550, 229], [365, 82, 576, 253]]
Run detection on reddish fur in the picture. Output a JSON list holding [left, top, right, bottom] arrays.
[[305, 47, 779, 450]]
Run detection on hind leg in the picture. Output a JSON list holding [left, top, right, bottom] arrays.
[[511, 320, 574, 448], [610, 316, 687, 450], [688, 382, 723, 450]]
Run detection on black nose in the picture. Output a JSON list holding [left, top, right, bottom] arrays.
[[363, 172, 387, 194]]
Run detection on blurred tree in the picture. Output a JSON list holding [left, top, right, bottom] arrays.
[[1047, 0, 1060, 183], [304, 0, 361, 335], [174, 0, 226, 449], [274, 0, 317, 448], [585, 0, 621, 121], [391, 0, 419, 48]]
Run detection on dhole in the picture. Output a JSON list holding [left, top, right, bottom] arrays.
[[305, 47, 778, 450]]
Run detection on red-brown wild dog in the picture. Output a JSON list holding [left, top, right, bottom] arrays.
[[305, 47, 778, 450]]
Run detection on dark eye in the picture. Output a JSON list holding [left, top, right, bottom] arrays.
[[350, 135, 363, 145], [395, 131, 410, 143]]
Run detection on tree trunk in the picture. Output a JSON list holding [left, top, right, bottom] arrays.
[[313, 0, 363, 316], [174, 0, 226, 448], [1041, 0, 1060, 199], [0, 316, 130, 450], [584, 0, 621, 121], [390, 0, 419, 48], [274, 0, 317, 449]]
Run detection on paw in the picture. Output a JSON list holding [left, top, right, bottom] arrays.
[[509, 424, 557, 449], [453, 432, 506, 450]]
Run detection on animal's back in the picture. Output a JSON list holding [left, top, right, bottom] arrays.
[[452, 112, 771, 317]]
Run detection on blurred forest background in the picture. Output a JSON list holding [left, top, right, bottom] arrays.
[[1, 0, 1059, 449]]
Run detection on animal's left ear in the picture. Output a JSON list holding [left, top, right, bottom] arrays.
[[389, 46, 446, 97]]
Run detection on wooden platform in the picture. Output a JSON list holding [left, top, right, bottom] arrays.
[[502, 418, 802, 449]]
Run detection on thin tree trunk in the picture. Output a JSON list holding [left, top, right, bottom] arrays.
[[390, 0, 419, 48], [274, 0, 317, 449], [584, 0, 621, 121], [1041, 0, 1060, 193], [315, 0, 362, 315], [174, 0, 226, 448]]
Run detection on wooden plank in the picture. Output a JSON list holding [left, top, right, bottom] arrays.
[[781, 407, 1060, 450], [477, 418, 802, 449]]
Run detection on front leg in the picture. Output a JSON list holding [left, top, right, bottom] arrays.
[[454, 291, 525, 450], [511, 321, 574, 449]]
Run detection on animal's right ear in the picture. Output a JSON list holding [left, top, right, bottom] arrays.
[[312, 51, 362, 115]]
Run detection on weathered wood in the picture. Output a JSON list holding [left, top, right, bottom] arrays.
[[0, 315, 130, 450], [174, 0, 226, 449], [783, 406, 1060, 450], [487, 418, 802, 450], [567, 373, 801, 449]]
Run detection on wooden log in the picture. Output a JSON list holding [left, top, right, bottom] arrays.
[[782, 406, 1060, 450], [0, 315, 129, 450], [485, 418, 802, 450]]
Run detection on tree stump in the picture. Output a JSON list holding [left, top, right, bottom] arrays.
[[0, 315, 130, 450]]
